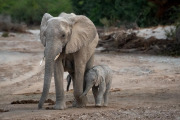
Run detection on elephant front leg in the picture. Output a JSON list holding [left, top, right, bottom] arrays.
[[96, 82, 106, 107], [54, 58, 66, 110], [73, 62, 88, 107]]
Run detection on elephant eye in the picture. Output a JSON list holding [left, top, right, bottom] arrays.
[[61, 34, 65, 38]]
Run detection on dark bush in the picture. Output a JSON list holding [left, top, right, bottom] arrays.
[[0, 0, 73, 25], [72, 0, 180, 27], [0, 0, 179, 27]]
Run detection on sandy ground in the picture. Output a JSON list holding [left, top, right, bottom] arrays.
[[0, 31, 180, 120]]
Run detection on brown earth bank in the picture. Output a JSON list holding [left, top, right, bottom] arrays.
[[97, 26, 179, 55], [0, 31, 180, 120]]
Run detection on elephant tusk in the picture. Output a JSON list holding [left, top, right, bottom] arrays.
[[40, 57, 45, 66], [54, 53, 60, 61]]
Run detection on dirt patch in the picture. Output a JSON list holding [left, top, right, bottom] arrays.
[[0, 63, 33, 81], [61, 105, 180, 120], [11, 99, 74, 106], [11, 99, 55, 105], [11, 100, 39, 104], [110, 88, 121, 92], [0, 109, 9, 112]]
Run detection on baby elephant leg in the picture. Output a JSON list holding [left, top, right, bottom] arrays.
[[96, 82, 106, 107], [103, 84, 111, 106], [104, 72, 112, 106], [92, 86, 98, 104]]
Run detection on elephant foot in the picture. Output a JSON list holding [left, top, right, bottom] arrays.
[[95, 101, 102, 107], [38, 103, 43, 109], [75, 102, 86, 108], [103, 103, 108, 107], [54, 102, 66, 110], [72, 100, 77, 107], [73, 101, 87, 108], [73, 96, 88, 107], [95, 103, 102, 107]]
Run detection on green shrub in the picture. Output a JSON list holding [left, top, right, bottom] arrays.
[[164, 12, 180, 40], [0, 0, 179, 27], [0, 0, 73, 25], [2, 32, 9, 37]]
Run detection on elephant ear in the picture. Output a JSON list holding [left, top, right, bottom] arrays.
[[59, 12, 76, 18], [65, 15, 97, 54], [94, 68, 104, 86], [40, 13, 53, 47]]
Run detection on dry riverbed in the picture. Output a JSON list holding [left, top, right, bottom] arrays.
[[0, 31, 180, 120]]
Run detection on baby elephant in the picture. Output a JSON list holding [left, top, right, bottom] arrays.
[[80, 65, 112, 107]]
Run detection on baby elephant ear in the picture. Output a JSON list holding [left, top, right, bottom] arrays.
[[65, 15, 97, 54], [94, 69, 103, 86], [40, 13, 53, 47]]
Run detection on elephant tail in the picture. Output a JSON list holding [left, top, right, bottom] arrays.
[[66, 74, 72, 91]]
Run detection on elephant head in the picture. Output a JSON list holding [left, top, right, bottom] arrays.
[[80, 68, 104, 97], [38, 12, 97, 109]]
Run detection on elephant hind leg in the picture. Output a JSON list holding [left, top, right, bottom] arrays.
[[103, 82, 111, 106], [73, 61, 88, 107], [54, 59, 66, 110], [83, 54, 94, 92], [85, 54, 94, 71], [72, 47, 95, 107], [92, 86, 98, 104]]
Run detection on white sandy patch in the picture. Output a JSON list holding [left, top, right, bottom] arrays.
[[0, 51, 30, 64], [134, 25, 175, 39], [12, 72, 70, 95], [96, 47, 106, 51], [28, 29, 40, 35]]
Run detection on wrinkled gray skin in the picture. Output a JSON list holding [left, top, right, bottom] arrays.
[[176, 26, 180, 43], [66, 74, 86, 92], [38, 12, 99, 110], [80, 65, 113, 107]]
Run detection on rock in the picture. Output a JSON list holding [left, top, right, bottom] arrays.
[[79, 115, 87, 120]]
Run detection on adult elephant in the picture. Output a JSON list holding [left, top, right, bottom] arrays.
[[38, 12, 99, 109]]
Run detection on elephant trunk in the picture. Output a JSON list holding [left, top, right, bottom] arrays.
[[80, 83, 94, 98], [38, 46, 57, 109]]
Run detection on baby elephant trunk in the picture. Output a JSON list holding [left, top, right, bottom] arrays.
[[80, 83, 94, 98]]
